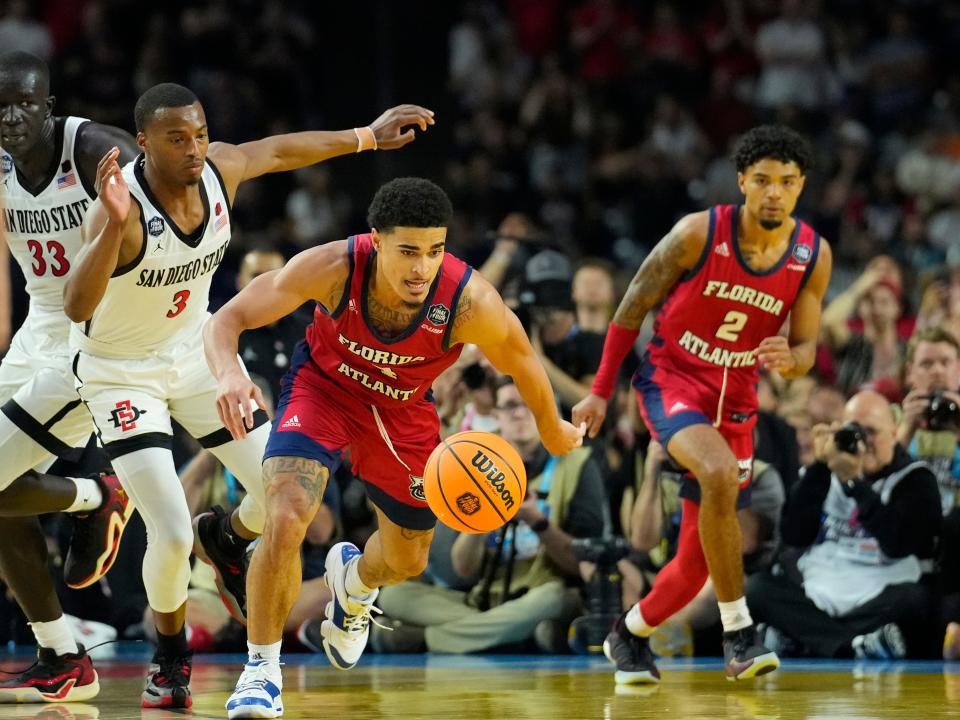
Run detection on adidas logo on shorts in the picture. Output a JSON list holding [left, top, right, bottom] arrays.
[[281, 414, 302, 429]]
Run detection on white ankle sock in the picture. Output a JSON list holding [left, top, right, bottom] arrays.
[[718, 597, 753, 633], [248, 640, 281, 665], [30, 617, 79, 656], [64, 477, 103, 513], [344, 557, 375, 598], [625, 604, 655, 637]]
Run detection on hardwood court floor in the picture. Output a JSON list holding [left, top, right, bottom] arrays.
[[2, 648, 960, 719]]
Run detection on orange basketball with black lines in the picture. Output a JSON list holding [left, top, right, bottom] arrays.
[[423, 431, 527, 534]]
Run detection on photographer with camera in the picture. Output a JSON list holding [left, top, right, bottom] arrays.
[[746, 390, 941, 659], [897, 327, 960, 511], [373, 376, 607, 654]]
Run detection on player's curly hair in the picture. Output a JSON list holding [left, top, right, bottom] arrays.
[[367, 177, 453, 231], [733, 125, 813, 174]]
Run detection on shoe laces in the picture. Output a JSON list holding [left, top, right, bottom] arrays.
[[152, 654, 191, 688], [342, 603, 390, 635], [236, 661, 282, 691]]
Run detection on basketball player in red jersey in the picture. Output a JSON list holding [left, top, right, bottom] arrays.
[[205, 177, 585, 718], [574, 126, 832, 683]]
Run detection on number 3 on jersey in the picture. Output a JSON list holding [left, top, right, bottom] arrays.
[[167, 289, 190, 318], [715, 310, 748, 342]]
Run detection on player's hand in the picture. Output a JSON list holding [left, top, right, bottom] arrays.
[[756, 336, 796, 376], [368, 104, 435, 150], [572, 393, 607, 439], [540, 419, 586, 456], [215, 370, 270, 441], [96, 147, 131, 223]]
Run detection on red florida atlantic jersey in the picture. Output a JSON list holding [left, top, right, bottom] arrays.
[[305, 234, 473, 407], [644, 204, 820, 413]]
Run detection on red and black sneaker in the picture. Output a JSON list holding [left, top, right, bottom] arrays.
[[64, 472, 134, 589], [141, 652, 192, 709], [192, 506, 248, 625], [0, 645, 99, 703]]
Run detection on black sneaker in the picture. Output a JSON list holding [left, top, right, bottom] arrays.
[[0, 645, 99, 703], [603, 614, 661, 685], [192, 506, 248, 625], [852, 623, 907, 660], [64, 472, 133, 589], [141, 651, 192, 709], [723, 625, 780, 681]]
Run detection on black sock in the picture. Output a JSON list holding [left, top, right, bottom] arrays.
[[155, 626, 189, 658], [216, 511, 251, 559]]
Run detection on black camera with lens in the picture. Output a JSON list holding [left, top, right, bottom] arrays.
[[568, 537, 633, 654], [834, 421, 866, 455], [926, 390, 960, 433]]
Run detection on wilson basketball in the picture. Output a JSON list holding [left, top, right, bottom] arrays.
[[423, 430, 527, 534]]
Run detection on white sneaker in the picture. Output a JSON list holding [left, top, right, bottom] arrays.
[[321, 542, 381, 670], [225, 660, 283, 719]]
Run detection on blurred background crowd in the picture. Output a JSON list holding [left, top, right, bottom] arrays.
[[3, 0, 960, 662]]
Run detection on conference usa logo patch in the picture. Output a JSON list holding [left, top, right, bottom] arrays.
[[792, 243, 812, 263], [427, 304, 450, 326], [147, 216, 165, 237], [409, 474, 426, 501]]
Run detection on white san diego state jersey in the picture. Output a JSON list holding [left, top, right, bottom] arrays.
[[72, 154, 232, 357], [1, 117, 94, 340]]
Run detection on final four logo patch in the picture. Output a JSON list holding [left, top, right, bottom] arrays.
[[792, 243, 812, 263], [1, 155, 12, 174], [148, 216, 165, 237], [427, 304, 450, 326]]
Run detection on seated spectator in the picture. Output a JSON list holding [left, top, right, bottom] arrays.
[[374, 376, 606, 653], [747, 390, 942, 659], [822, 262, 906, 396], [572, 258, 617, 334], [897, 327, 960, 658]]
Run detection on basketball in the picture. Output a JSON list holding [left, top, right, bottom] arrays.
[[423, 430, 528, 534]]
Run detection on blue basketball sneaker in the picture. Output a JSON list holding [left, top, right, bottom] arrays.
[[321, 542, 381, 670], [226, 659, 283, 719]]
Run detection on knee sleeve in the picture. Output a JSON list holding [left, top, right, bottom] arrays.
[[640, 499, 710, 627], [110, 447, 192, 613]]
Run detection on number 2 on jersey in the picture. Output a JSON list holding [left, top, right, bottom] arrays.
[[715, 310, 748, 342], [167, 289, 191, 318], [26, 239, 70, 277]]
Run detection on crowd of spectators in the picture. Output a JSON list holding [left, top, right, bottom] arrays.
[[3, 0, 960, 661]]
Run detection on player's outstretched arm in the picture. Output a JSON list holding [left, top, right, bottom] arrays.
[[757, 238, 833, 380], [64, 148, 133, 322], [204, 241, 348, 439], [453, 274, 584, 457], [573, 212, 708, 437], [207, 105, 435, 201]]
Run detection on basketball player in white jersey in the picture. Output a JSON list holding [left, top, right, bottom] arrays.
[[0, 51, 138, 703], [65, 82, 435, 709]]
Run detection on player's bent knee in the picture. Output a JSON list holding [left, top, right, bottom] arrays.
[[696, 458, 739, 499], [381, 546, 430, 581]]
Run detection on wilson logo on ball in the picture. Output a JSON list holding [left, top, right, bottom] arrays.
[[470, 451, 516, 509], [456, 492, 482, 515]]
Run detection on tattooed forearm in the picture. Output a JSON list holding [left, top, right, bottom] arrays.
[[613, 228, 691, 329], [264, 456, 329, 505]]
